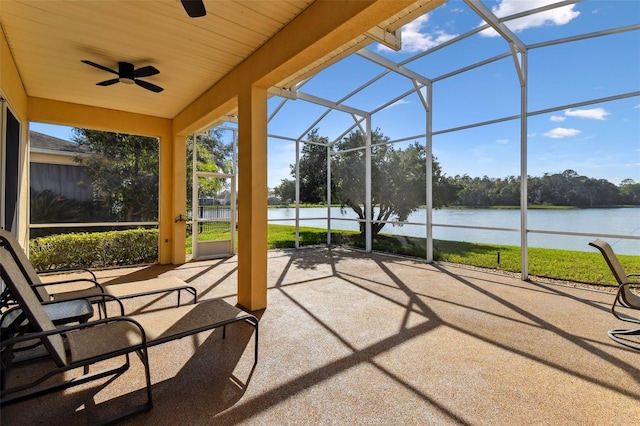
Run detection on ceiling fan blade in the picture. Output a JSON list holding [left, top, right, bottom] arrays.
[[135, 79, 164, 93], [82, 60, 118, 75], [96, 78, 120, 86], [181, 0, 206, 18], [134, 66, 160, 78]]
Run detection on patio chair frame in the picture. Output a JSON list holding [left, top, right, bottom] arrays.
[[1, 247, 153, 422], [0, 240, 259, 422], [589, 239, 640, 351], [0, 229, 197, 318]]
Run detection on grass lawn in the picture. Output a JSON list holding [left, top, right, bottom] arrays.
[[189, 223, 639, 287]]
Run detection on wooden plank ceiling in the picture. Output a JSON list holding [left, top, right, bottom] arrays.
[[0, 0, 442, 122]]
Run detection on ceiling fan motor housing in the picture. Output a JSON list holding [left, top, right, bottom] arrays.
[[119, 62, 135, 84], [82, 59, 163, 92]]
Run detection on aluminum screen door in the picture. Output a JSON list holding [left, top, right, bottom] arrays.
[[192, 174, 236, 259], [191, 130, 237, 260]]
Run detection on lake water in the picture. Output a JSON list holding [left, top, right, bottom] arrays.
[[268, 207, 640, 255]]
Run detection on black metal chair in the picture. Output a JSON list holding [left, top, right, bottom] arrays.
[[0, 229, 197, 318], [589, 239, 640, 351], [1, 238, 258, 423]]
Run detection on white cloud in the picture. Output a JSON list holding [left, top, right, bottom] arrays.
[[543, 127, 581, 139], [550, 115, 566, 122], [634, 104, 640, 109], [565, 107, 611, 120], [387, 99, 412, 108], [480, 0, 580, 37], [378, 14, 457, 53], [496, 138, 509, 144]]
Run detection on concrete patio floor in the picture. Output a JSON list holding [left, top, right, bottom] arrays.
[[2, 247, 639, 425]]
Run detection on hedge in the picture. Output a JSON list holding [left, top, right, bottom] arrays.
[[29, 229, 158, 270]]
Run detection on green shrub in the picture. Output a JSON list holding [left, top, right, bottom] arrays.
[[30, 229, 158, 270]]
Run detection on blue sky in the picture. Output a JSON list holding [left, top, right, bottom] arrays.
[[31, 0, 640, 189]]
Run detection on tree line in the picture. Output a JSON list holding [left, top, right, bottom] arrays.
[[274, 131, 639, 210], [451, 170, 640, 208]]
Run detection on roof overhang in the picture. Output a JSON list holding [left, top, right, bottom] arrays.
[[0, 0, 446, 135]]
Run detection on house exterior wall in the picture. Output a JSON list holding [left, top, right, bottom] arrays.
[[1, 24, 29, 248], [30, 162, 93, 203]]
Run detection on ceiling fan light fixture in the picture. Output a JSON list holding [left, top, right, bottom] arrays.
[[82, 60, 164, 93]]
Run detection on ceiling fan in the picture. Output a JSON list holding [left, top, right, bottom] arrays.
[[181, 0, 206, 18], [82, 60, 164, 93]]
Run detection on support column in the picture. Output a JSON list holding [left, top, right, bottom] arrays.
[[519, 51, 529, 280], [158, 132, 173, 264], [423, 82, 433, 263], [159, 130, 187, 265], [171, 134, 187, 264], [365, 117, 372, 252], [237, 85, 268, 311]]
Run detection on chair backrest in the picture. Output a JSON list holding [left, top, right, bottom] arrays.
[[588, 239, 628, 286], [0, 229, 49, 301], [0, 244, 67, 367]]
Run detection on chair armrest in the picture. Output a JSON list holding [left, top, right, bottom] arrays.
[[1, 315, 148, 353], [37, 267, 97, 281], [36, 267, 101, 291], [1, 306, 28, 333], [33, 278, 105, 294], [617, 283, 640, 315], [41, 293, 126, 317], [626, 273, 640, 283]]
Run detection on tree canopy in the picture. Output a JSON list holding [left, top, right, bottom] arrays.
[[72, 128, 234, 223], [186, 129, 234, 206], [332, 129, 460, 236], [72, 129, 159, 222], [274, 128, 461, 237]]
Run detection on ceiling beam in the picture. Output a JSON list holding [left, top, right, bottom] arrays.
[[28, 97, 172, 138], [365, 26, 402, 51]]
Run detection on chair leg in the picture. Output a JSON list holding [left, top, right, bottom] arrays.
[[608, 327, 640, 351], [141, 348, 153, 409], [133, 348, 153, 409]]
